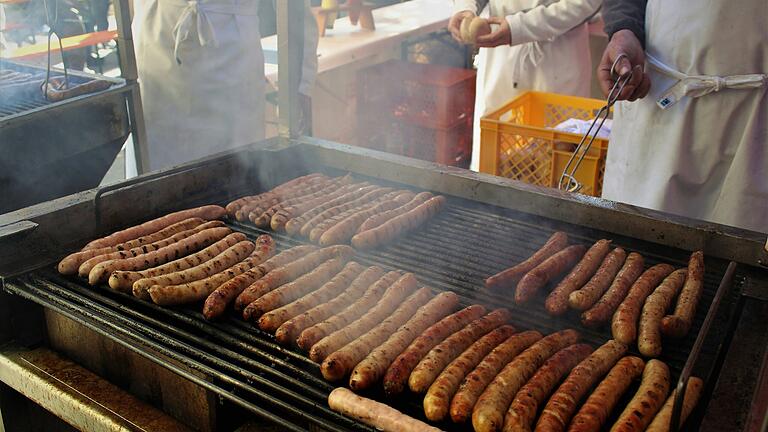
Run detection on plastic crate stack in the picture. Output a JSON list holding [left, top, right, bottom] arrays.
[[356, 60, 476, 169]]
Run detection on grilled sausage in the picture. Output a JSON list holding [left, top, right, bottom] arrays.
[[131, 240, 255, 295], [610, 359, 670, 432], [321, 287, 434, 381], [250, 177, 352, 227], [328, 388, 442, 432], [108, 231, 246, 293], [282, 183, 377, 235], [534, 340, 628, 432], [662, 251, 705, 338], [581, 252, 645, 328], [276, 266, 383, 346], [260, 262, 364, 333], [201, 243, 310, 319], [81, 205, 226, 250], [59, 218, 206, 275], [409, 308, 512, 394], [646, 376, 704, 432], [516, 245, 587, 304], [568, 248, 627, 311], [234, 245, 354, 311], [356, 192, 433, 233], [450, 331, 543, 424], [79, 221, 226, 277], [350, 291, 459, 391], [309, 273, 418, 363], [247, 257, 348, 322], [148, 241, 277, 306], [568, 356, 646, 432], [471, 329, 580, 432], [319, 193, 407, 246], [299, 187, 391, 237], [352, 195, 446, 250], [505, 344, 593, 432], [298, 271, 401, 352], [638, 269, 687, 357], [423, 325, 516, 422], [383, 304, 487, 397], [612, 264, 676, 344], [270, 183, 366, 231], [87, 226, 231, 285], [309, 199, 386, 244], [225, 173, 326, 215], [545, 240, 613, 315], [485, 232, 569, 291]]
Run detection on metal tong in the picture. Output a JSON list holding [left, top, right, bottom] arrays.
[[42, 0, 70, 98], [558, 54, 633, 193]]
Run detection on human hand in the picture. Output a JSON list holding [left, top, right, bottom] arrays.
[[597, 29, 651, 101], [475, 17, 511, 48], [448, 11, 475, 43]]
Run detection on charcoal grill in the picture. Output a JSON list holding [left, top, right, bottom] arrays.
[[1, 138, 766, 431]]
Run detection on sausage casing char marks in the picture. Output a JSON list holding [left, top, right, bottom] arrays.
[[449, 330, 542, 424], [383, 304, 487, 396], [485, 231, 569, 291], [534, 339, 628, 432], [610, 359, 670, 432], [662, 251, 705, 338], [408, 308, 512, 394], [568, 247, 628, 312], [545, 239, 613, 315], [516, 245, 586, 304], [351, 195, 446, 250], [423, 325, 516, 422], [328, 388, 443, 432], [356, 191, 433, 233], [471, 329, 580, 432], [638, 269, 687, 357], [581, 252, 645, 328], [349, 291, 459, 391], [504, 344, 594, 432], [283, 184, 377, 236], [611, 263, 675, 344], [568, 356, 645, 432], [646, 376, 704, 432]]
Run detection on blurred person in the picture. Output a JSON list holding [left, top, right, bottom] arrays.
[[89, 0, 110, 31], [598, 0, 767, 232], [129, 0, 318, 173], [449, 0, 602, 171]]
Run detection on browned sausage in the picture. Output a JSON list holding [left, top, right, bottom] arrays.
[[383, 304, 487, 397], [516, 245, 587, 304], [299, 187, 391, 237], [612, 264, 676, 344], [568, 247, 628, 311], [568, 356, 645, 432], [423, 325, 516, 422], [327, 388, 442, 432], [409, 308, 512, 394], [534, 340, 628, 432], [351, 195, 446, 250], [356, 192, 433, 233], [270, 182, 366, 231], [449, 331, 542, 424], [545, 239, 613, 315], [226, 173, 326, 215], [646, 376, 704, 432], [609, 359, 670, 432], [638, 269, 687, 357], [318, 192, 407, 246], [485, 231, 568, 290], [504, 344, 593, 431], [283, 184, 378, 235], [661, 251, 705, 338], [581, 252, 645, 328]]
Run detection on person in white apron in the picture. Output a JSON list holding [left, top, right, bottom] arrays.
[[450, 0, 602, 172], [600, 0, 767, 233], [129, 0, 318, 173]]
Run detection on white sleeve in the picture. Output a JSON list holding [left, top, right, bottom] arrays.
[[505, 0, 602, 46], [299, 0, 319, 96], [453, 0, 479, 14]]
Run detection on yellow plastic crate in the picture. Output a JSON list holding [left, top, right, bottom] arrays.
[[479, 91, 609, 196]]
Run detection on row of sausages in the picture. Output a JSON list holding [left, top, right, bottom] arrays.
[[226, 173, 446, 249], [485, 232, 705, 358]]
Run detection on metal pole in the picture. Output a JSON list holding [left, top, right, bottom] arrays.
[[277, 0, 305, 140], [113, 0, 150, 174]]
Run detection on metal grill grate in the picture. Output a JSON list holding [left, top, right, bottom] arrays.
[[0, 62, 95, 119], [3, 196, 741, 431]]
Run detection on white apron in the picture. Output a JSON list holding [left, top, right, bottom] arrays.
[[603, 0, 768, 233], [132, 0, 265, 173], [463, 0, 598, 171]]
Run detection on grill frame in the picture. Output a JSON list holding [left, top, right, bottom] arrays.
[[0, 137, 765, 431]]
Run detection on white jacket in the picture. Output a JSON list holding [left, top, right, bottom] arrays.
[[453, 0, 601, 171]]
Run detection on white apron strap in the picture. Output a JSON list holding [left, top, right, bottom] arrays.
[[648, 53, 767, 110]]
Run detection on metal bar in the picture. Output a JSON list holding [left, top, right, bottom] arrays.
[[276, 0, 305, 139], [671, 261, 737, 430]]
